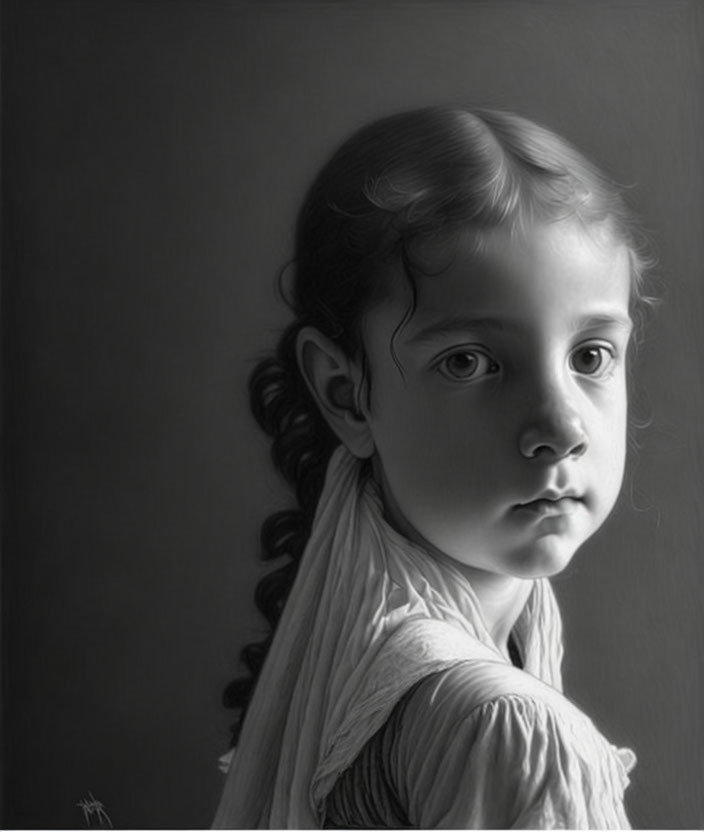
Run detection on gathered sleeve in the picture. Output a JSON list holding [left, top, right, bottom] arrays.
[[325, 663, 635, 829]]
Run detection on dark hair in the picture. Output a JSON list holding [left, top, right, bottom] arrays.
[[222, 106, 653, 744]]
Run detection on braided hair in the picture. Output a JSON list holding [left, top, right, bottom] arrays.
[[222, 106, 652, 745]]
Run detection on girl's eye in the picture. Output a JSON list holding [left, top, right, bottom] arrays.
[[569, 345, 614, 377], [437, 350, 499, 381]]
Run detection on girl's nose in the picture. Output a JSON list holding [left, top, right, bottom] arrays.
[[518, 403, 588, 461]]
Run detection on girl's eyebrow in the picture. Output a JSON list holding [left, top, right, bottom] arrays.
[[406, 311, 633, 345], [571, 313, 634, 333], [407, 316, 508, 345]]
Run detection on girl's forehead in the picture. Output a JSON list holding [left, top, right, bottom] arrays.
[[368, 220, 631, 330], [417, 219, 621, 273]]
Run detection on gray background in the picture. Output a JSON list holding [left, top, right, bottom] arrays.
[[3, 0, 702, 827]]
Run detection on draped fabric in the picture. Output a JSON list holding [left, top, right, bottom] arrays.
[[213, 446, 633, 829]]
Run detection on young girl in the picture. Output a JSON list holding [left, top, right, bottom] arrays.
[[214, 106, 650, 829]]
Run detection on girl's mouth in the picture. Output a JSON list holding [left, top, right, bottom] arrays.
[[514, 496, 583, 517]]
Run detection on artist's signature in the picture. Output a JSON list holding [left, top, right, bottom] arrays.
[[76, 792, 113, 828]]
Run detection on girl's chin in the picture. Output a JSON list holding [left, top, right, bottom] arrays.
[[435, 534, 583, 582], [503, 535, 582, 579]]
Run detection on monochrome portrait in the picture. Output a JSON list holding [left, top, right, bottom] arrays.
[[3, 1, 702, 828]]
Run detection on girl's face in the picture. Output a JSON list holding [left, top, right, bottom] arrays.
[[361, 221, 632, 581]]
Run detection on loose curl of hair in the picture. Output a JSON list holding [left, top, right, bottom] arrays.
[[222, 106, 654, 745]]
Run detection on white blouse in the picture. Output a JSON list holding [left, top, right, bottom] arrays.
[[325, 662, 635, 829]]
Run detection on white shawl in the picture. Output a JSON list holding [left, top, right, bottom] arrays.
[[213, 446, 565, 828]]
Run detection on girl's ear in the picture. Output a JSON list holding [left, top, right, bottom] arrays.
[[296, 326, 375, 459]]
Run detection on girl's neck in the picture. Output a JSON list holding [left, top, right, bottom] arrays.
[[421, 544, 534, 660], [459, 566, 534, 660]]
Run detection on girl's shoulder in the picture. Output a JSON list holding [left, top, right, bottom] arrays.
[[325, 661, 635, 829], [400, 658, 586, 730]]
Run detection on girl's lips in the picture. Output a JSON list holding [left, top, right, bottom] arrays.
[[514, 496, 583, 517]]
